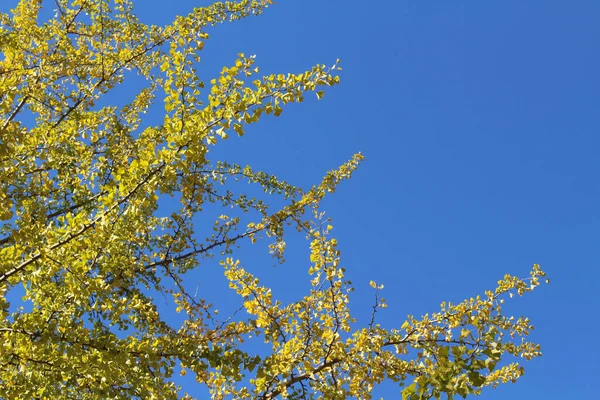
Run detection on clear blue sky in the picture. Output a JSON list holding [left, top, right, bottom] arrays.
[[142, 1, 598, 398], [7, 0, 600, 398]]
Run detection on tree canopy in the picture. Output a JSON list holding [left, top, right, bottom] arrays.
[[0, 1, 547, 399]]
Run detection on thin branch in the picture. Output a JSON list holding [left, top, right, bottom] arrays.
[[260, 358, 342, 400]]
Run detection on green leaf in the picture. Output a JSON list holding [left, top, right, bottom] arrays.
[[402, 383, 417, 400], [468, 371, 486, 387], [233, 123, 244, 136]]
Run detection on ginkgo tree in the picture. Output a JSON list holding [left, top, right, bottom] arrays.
[[0, 1, 547, 399]]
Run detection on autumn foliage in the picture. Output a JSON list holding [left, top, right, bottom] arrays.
[[0, 1, 547, 399]]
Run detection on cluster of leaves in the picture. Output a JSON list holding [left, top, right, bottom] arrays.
[[0, 1, 547, 399]]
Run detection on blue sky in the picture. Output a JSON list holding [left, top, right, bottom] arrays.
[[147, 0, 598, 397], [145, 1, 598, 397], [5, 0, 600, 398]]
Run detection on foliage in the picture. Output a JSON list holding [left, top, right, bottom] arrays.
[[0, 1, 547, 399]]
